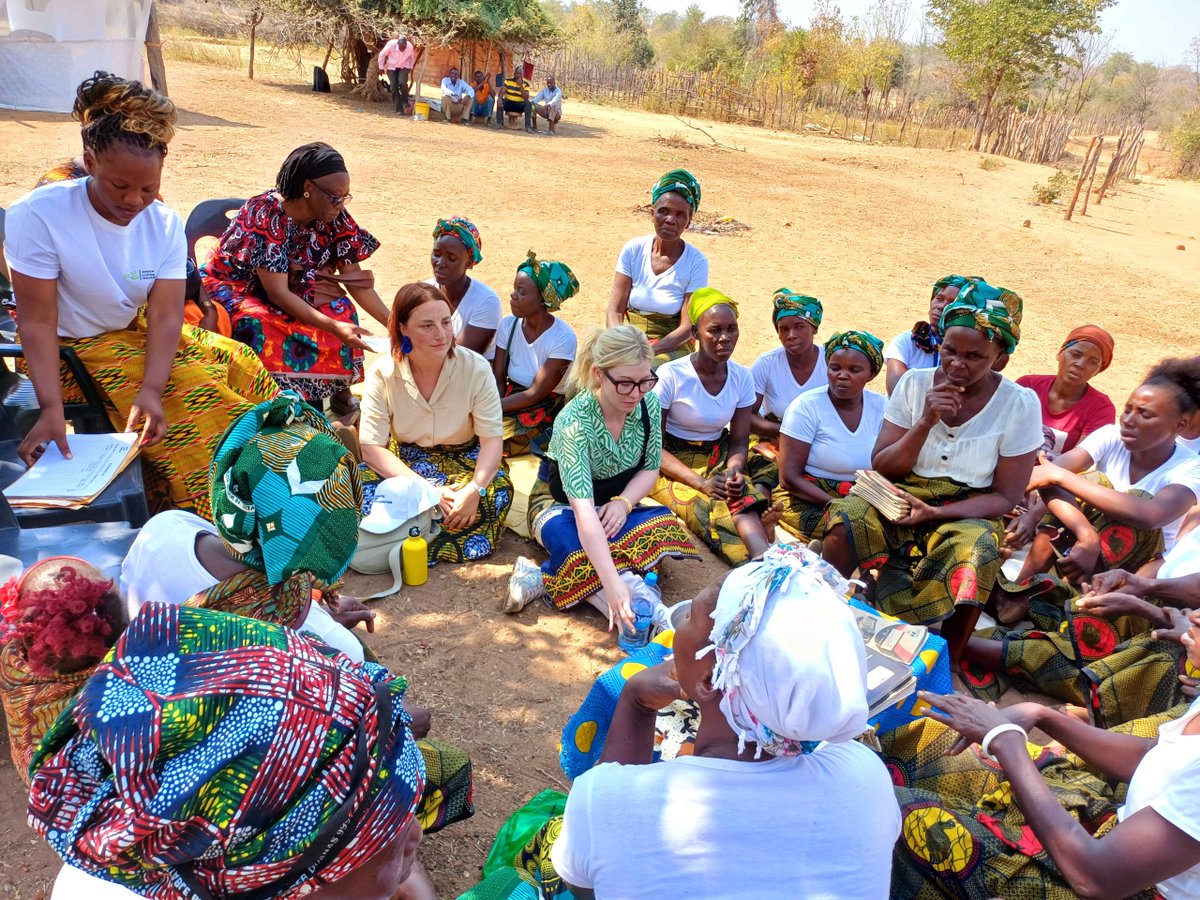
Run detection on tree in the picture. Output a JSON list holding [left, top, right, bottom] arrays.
[[612, 0, 655, 66], [928, 0, 1115, 149]]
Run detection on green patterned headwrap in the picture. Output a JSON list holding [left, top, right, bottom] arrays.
[[517, 250, 579, 311], [651, 169, 701, 211], [688, 287, 738, 325], [432, 216, 483, 266], [824, 330, 885, 376], [931, 274, 976, 301], [939, 280, 1023, 355], [210, 392, 363, 586], [772, 289, 823, 328]]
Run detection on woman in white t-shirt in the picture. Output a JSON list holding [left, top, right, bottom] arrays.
[[650, 289, 775, 566], [552, 547, 900, 900], [427, 216, 502, 357], [492, 252, 578, 456], [3, 72, 278, 517], [883, 274, 973, 395], [774, 331, 886, 543], [900, 636, 1200, 900], [823, 282, 1040, 667], [1013, 357, 1200, 588], [749, 290, 828, 458], [606, 169, 708, 368]]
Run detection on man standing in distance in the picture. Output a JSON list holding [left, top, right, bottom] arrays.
[[378, 33, 416, 115]]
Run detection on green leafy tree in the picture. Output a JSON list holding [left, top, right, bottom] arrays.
[[612, 0, 655, 66], [928, 0, 1115, 149]]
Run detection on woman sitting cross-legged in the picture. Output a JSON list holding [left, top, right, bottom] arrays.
[[650, 288, 775, 566], [883, 275, 974, 396], [748, 290, 828, 457], [203, 142, 390, 418], [550, 545, 901, 899], [426, 216, 503, 357], [493, 251, 579, 457], [822, 280, 1041, 667], [1007, 357, 1200, 593], [773, 330, 886, 543], [118, 392, 374, 662], [892, 672, 1200, 900], [504, 325, 699, 624], [606, 169, 708, 368], [360, 282, 511, 564], [5, 71, 278, 517]]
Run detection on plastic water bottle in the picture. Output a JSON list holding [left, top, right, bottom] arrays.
[[617, 572, 656, 654], [401, 527, 428, 586]]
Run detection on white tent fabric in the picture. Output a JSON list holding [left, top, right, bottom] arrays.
[[0, 0, 152, 113]]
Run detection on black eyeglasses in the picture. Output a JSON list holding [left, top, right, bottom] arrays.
[[603, 370, 658, 395], [310, 181, 352, 207]]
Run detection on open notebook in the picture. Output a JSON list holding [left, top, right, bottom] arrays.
[[3, 433, 141, 509]]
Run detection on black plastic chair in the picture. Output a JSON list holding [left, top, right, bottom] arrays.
[[185, 198, 243, 262]]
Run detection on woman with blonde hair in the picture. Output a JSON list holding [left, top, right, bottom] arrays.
[[4, 71, 279, 517], [505, 325, 699, 628]]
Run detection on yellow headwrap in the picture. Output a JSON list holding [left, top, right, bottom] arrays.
[[688, 287, 738, 325]]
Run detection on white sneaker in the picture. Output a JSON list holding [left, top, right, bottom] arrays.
[[504, 556, 545, 613]]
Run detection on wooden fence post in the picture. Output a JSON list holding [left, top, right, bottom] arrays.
[[1064, 135, 1098, 221], [145, 1, 168, 96], [1080, 135, 1104, 216]]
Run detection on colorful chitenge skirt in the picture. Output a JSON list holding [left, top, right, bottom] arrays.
[[1038, 473, 1164, 578], [414, 738, 475, 834], [772, 474, 852, 543], [825, 475, 1003, 624], [58, 320, 280, 518], [626, 308, 693, 369], [962, 577, 1188, 728], [650, 432, 771, 566], [362, 439, 512, 564], [502, 379, 564, 458], [528, 477, 699, 611], [207, 279, 364, 403]]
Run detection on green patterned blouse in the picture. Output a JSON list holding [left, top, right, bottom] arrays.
[[548, 390, 663, 500]]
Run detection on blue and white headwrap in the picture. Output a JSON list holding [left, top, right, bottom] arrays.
[[701, 544, 869, 758]]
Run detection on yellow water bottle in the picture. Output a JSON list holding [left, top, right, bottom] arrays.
[[402, 526, 428, 586]]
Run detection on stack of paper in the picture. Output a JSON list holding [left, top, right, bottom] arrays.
[[852, 606, 928, 717], [849, 469, 911, 522], [3, 433, 141, 509]]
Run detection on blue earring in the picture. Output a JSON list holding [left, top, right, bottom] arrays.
[[400, 335, 413, 354]]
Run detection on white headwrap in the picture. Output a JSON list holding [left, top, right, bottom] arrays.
[[702, 544, 869, 758]]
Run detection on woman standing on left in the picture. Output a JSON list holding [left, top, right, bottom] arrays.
[[203, 142, 391, 416], [4, 71, 278, 516]]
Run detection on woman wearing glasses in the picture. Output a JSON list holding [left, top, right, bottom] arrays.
[[504, 325, 699, 630], [203, 142, 391, 419]]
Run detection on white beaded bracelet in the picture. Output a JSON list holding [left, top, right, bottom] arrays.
[[981, 723, 1027, 760]]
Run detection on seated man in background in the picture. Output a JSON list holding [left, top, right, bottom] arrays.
[[440, 66, 473, 124], [502, 67, 533, 132], [470, 69, 493, 125], [531, 75, 564, 134]]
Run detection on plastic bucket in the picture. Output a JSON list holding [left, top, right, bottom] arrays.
[[414, 100, 430, 119]]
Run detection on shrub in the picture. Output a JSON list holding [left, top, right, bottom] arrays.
[[978, 156, 1005, 171], [1169, 110, 1200, 179], [1031, 169, 1074, 203]]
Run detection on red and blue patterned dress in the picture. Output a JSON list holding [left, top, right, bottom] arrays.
[[202, 192, 379, 401]]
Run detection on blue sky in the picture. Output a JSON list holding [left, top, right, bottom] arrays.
[[640, 0, 1200, 66]]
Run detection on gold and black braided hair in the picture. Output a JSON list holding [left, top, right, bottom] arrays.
[[74, 70, 176, 157]]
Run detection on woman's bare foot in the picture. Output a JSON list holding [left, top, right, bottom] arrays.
[[992, 586, 1030, 626], [761, 500, 784, 542]]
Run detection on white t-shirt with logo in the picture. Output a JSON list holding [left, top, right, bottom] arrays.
[[551, 742, 900, 900], [654, 356, 756, 442], [495, 314, 577, 393], [616, 234, 709, 317], [1079, 425, 1200, 549], [751, 345, 829, 420], [1119, 697, 1200, 898], [780, 387, 887, 481], [424, 275, 503, 358], [3, 178, 186, 339]]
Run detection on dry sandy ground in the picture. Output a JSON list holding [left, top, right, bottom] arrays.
[[0, 58, 1198, 898]]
